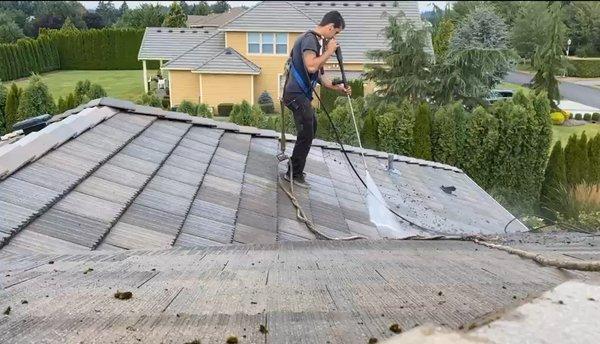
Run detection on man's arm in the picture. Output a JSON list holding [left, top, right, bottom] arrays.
[[302, 36, 338, 73]]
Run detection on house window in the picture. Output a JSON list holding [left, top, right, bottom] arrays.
[[248, 32, 287, 54], [248, 32, 260, 53], [276, 33, 287, 54], [262, 33, 274, 54]]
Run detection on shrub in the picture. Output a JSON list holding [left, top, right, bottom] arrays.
[[87, 83, 107, 99], [177, 100, 196, 115], [57, 96, 67, 113], [250, 104, 265, 127], [360, 109, 379, 150], [196, 103, 212, 118], [412, 102, 432, 160], [432, 102, 465, 166], [257, 90, 275, 114], [550, 112, 565, 125], [4, 83, 20, 129], [575, 113, 583, 120], [229, 100, 253, 125], [555, 183, 600, 231], [540, 141, 567, 221], [66, 92, 76, 109], [592, 113, 600, 122], [74, 80, 91, 104], [566, 58, 600, 78], [588, 134, 600, 184], [137, 92, 161, 107], [583, 113, 592, 121], [17, 74, 56, 118], [319, 79, 364, 111], [217, 103, 234, 116], [161, 98, 170, 110]]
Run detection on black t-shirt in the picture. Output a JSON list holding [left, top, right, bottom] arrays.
[[284, 31, 323, 100]]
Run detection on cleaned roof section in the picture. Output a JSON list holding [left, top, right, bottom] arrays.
[[138, 27, 217, 60], [0, 98, 526, 255], [187, 7, 245, 28], [219, 1, 316, 32], [0, 239, 574, 343]]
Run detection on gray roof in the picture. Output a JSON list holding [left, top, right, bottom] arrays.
[[187, 7, 245, 28], [197, 47, 261, 74], [0, 98, 526, 255], [0, 238, 584, 343], [220, 1, 316, 32], [162, 31, 227, 70], [138, 27, 217, 61], [292, 1, 430, 62]]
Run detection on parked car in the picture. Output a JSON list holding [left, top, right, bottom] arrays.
[[484, 89, 515, 105]]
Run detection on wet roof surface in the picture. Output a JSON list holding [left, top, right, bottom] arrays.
[[0, 99, 526, 255]]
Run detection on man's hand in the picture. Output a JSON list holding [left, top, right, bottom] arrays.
[[325, 37, 338, 56], [334, 83, 351, 95]]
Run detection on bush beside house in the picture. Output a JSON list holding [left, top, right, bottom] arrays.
[[566, 58, 600, 78]]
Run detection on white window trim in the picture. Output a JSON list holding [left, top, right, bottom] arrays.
[[246, 32, 288, 56]]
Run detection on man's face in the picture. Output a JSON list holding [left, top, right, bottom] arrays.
[[324, 23, 342, 39]]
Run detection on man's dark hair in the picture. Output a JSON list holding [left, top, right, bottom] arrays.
[[319, 10, 345, 29]]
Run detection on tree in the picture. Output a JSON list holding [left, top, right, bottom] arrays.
[[412, 102, 432, 160], [588, 134, 600, 183], [432, 18, 454, 62], [577, 131, 590, 182], [115, 4, 166, 29], [564, 133, 580, 186], [438, 6, 516, 106], [162, 2, 187, 28], [0, 12, 25, 43], [119, 1, 129, 17], [432, 102, 464, 166], [360, 109, 379, 150], [540, 141, 567, 220], [0, 82, 7, 134], [57, 96, 67, 113], [365, 14, 433, 103], [17, 74, 56, 118], [4, 83, 21, 131], [84, 12, 105, 29], [210, 1, 230, 14], [532, 3, 571, 105], [74, 79, 91, 104], [96, 1, 119, 26], [191, 1, 210, 15], [461, 106, 499, 189], [66, 92, 76, 109], [511, 2, 554, 61], [565, 2, 600, 57], [61, 17, 78, 31], [32, 1, 88, 32]]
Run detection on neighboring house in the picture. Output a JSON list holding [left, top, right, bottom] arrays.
[[187, 7, 245, 28], [138, 1, 428, 110]]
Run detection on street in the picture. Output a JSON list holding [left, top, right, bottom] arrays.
[[505, 71, 600, 109]]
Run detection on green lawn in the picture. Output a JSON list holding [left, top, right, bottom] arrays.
[[552, 123, 600, 146], [11, 70, 156, 102]]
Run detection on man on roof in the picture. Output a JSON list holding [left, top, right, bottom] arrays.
[[282, 10, 350, 188]]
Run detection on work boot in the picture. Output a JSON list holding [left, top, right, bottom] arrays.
[[283, 171, 310, 189]]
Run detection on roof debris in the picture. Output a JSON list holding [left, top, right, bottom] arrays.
[[389, 323, 402, 334], [114, 291, 133, 300]]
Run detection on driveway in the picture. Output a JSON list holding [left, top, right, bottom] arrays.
[[505, 71, 600, 109]]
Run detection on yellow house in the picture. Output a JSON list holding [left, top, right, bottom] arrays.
[[139, 1, 426, 112]]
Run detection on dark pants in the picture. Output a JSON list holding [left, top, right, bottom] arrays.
[[283, 94, 317, 177]]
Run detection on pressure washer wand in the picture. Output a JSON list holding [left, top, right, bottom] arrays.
[[334, 46, 368, 170]]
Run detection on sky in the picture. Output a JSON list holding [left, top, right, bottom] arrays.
[[79, 1, 452, 13]]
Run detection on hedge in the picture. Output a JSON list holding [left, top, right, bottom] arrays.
[[319, 79, 364, 111], [42, 28, 158, 70], [566, 58, 600, 78], [0, 36, 59, 81]]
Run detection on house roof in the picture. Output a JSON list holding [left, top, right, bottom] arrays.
[[137, 27, 217, 61], [162, 31, 229, 70], [0, 98, 526, 255], [196, 47, 261, 74], [291, 1, 431, 62], [0, 238, 584, 343], [2, 99, 598, 343], [219, 1, 317, 32], [187, 7, 245, 28]]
